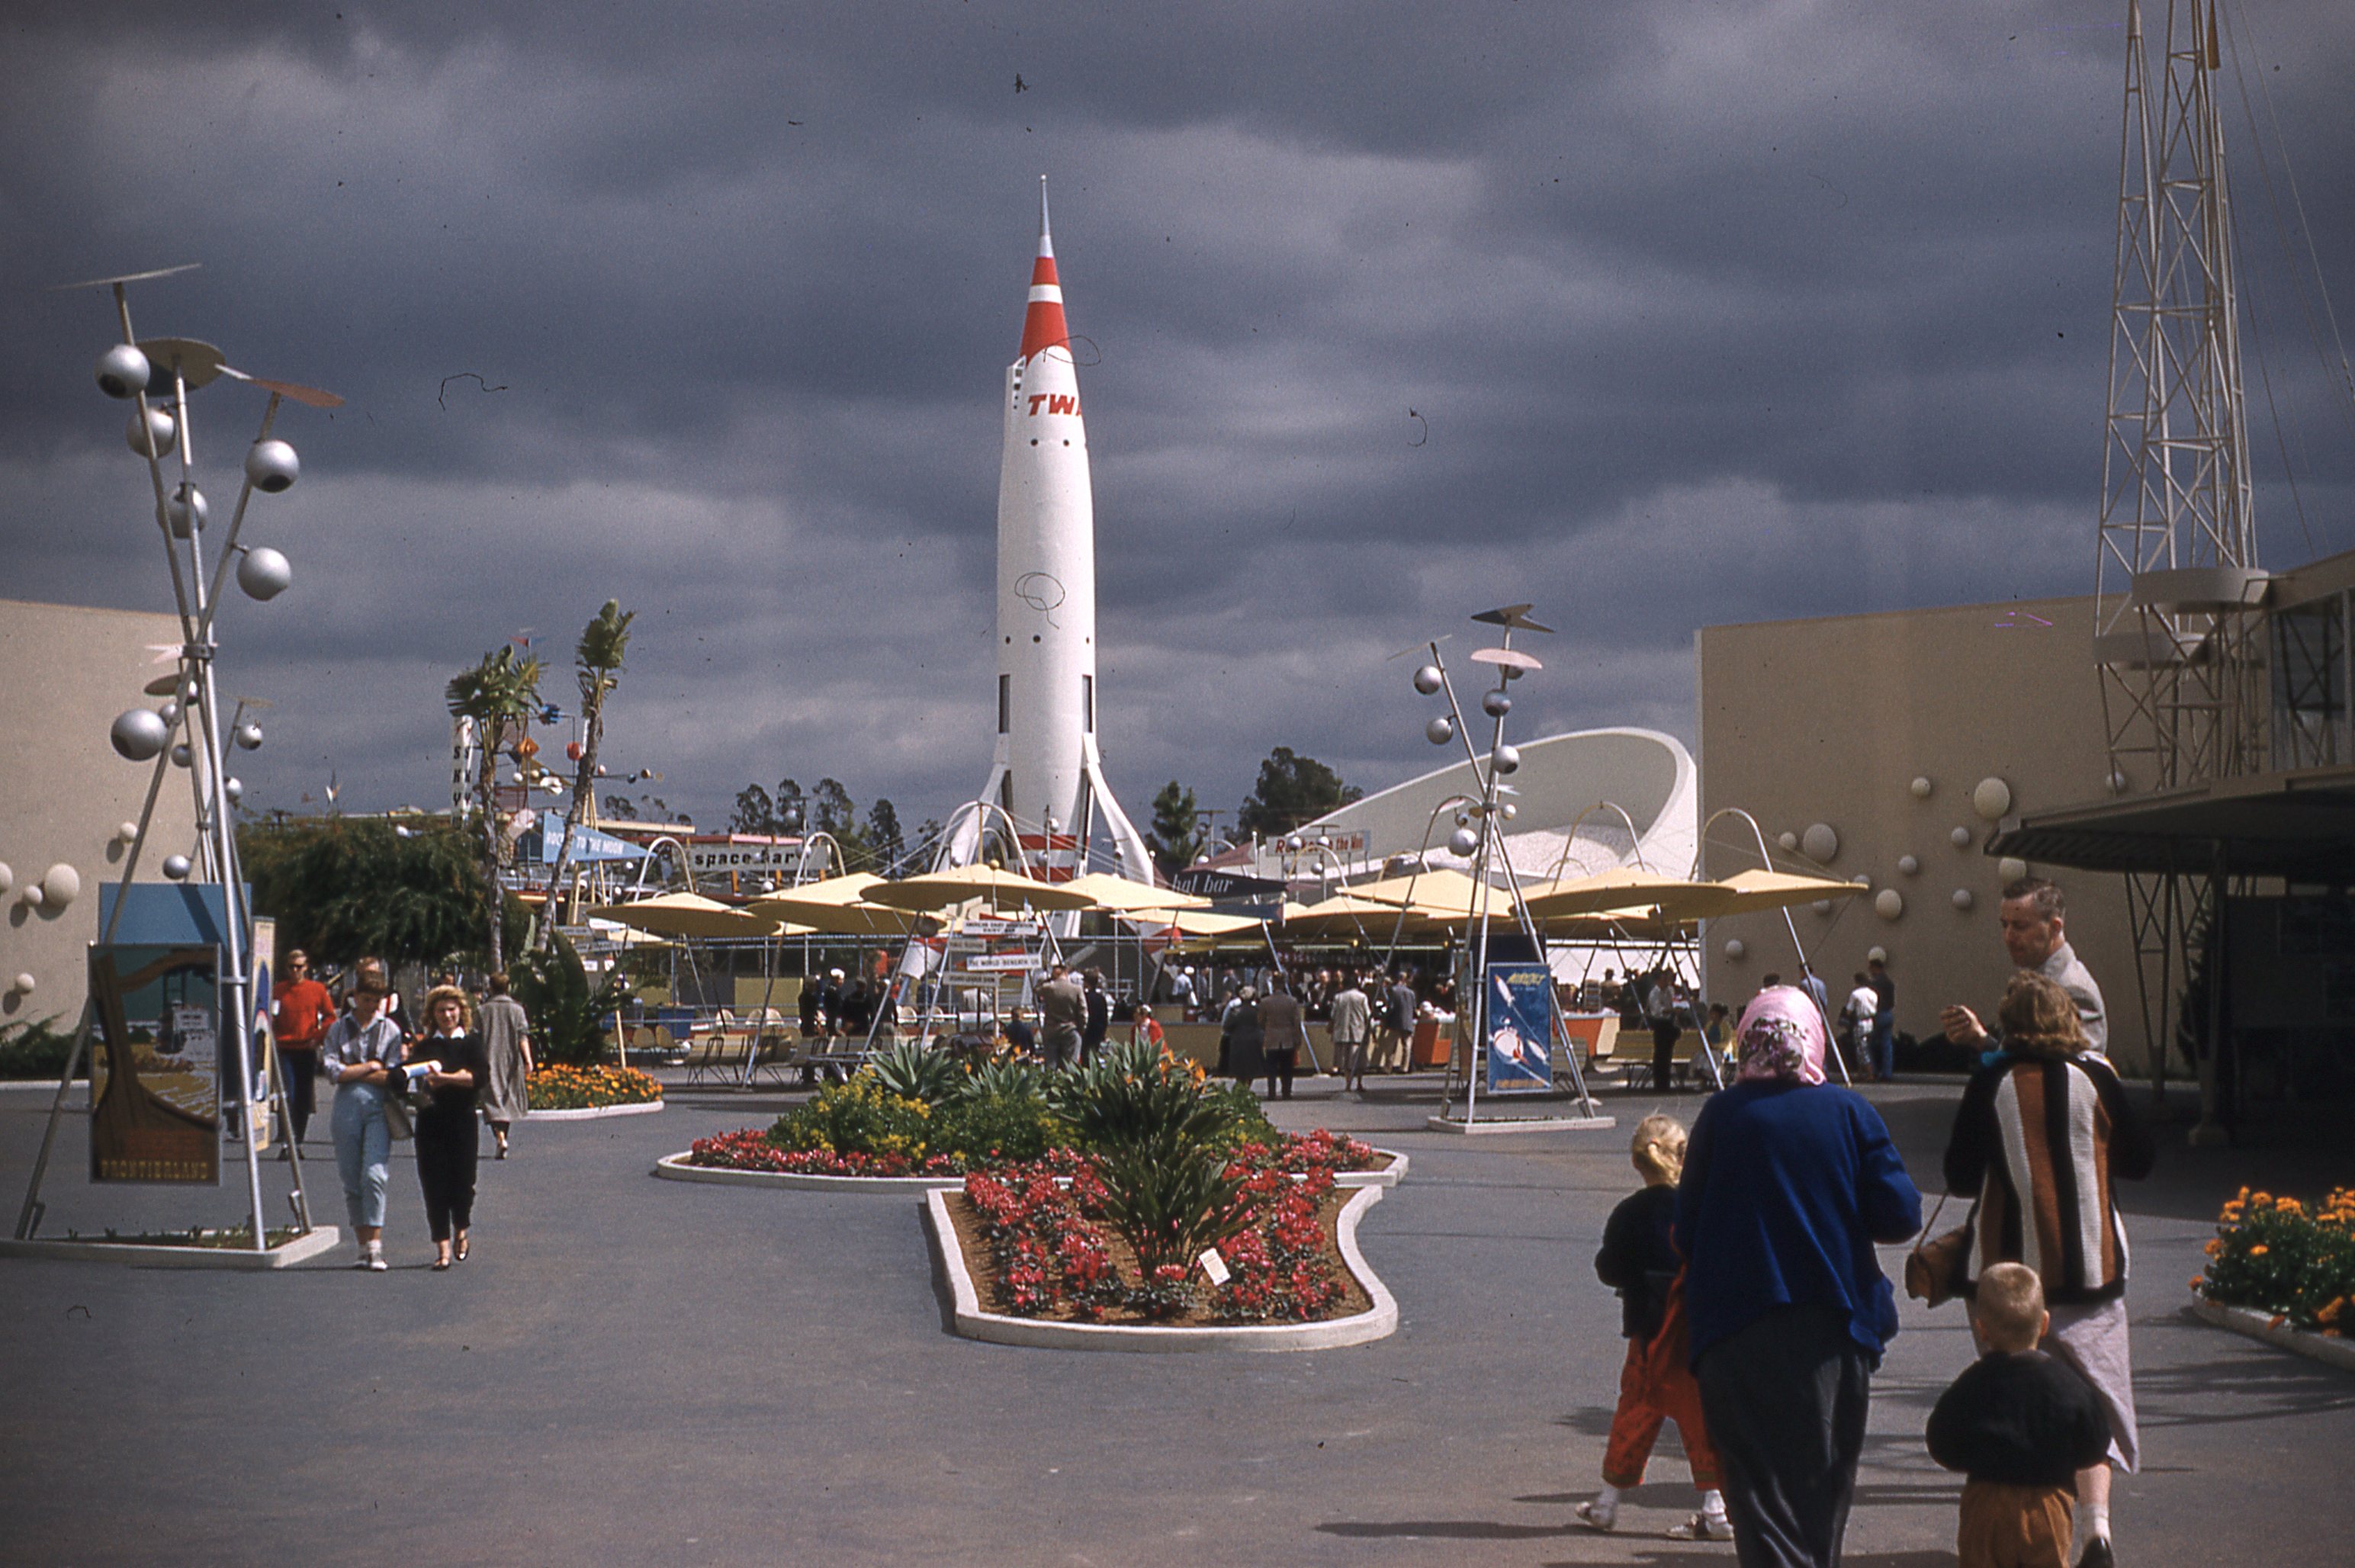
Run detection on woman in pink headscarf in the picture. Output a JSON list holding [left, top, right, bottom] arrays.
[[1673, 987, 1923, 1567]]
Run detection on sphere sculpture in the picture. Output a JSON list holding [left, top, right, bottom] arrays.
[[1425, 715, 1454, 746], [237, 546, 291, 601], [1492, 743, 1521, 775], [1875, 889, 1905, 921], [244, 439, 299, 493], [1481, 689, 1511, 717], [1952, 888, 1974, 911], [1447, 826, 1480, 857], [1897, 854, 1920, 876], [0, 863, 11, 895], [10, 974, 33, 997], [41, 865, 80, 909], [1801, 822, 1839, 862], [1998, 857, 2029, 883], [162, 855, 193, 881], [96, 344, 152, 400], [111, 708, 170, 762], [1909, 776, 1934, 798], [1724, 939, 1746, 960], [165, 483, 207, 539], [1950, 826, 1974, 848], [233, 721, 263, 750], [1412, 664, 1443, 696], [1972, 776, 2013, 821]]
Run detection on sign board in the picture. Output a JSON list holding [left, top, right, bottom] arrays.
[[961, 952, 1039, 974], [1212, 900, 1285, 922], [1171, 868, 1286, 900], [1483, 961, 1555, 1094], [961, 918, 1042, 938], [87, 944, 223, 1184]]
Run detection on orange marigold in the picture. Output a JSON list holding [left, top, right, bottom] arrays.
[[2203, 1239, 2224, 1256], [2247, 1244, 2270, 1257], [2319, 1298, 2347, 1325]]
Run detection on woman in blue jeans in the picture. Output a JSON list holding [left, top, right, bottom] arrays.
[[320, 978, 408, 1271], [1675, 987, 1922, 1566]]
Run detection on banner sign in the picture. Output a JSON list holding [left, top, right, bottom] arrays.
[[1171, 868, 1286, 900], [87, 944, 223, 1184], [1483, 961, 1555, 1094], [961, 952, 1039, 974], [961, 918, 1042, 938]]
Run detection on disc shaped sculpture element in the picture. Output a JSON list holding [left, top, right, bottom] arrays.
[[111, 707, 169, 761], [237, 547, 292, 600]]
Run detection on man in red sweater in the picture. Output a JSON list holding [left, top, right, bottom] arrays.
[[271, 949, 337, 1148]]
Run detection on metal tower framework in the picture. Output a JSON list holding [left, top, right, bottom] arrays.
[[2093, 0, 2267, 1096]]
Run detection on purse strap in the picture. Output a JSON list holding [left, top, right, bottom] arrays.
[[1909, 1193, 1950, 1257]]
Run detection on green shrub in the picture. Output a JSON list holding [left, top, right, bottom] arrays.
[[1054, 1039, 1245, 1152], [931, 1090, 1068, 1163], [2196, 1186, 2355, 1332], [0, 1017, 79, 1081], [510, 933, 633, 1066], [769, 1078, 932, 1160], [957, 1056, 1046, 1105], [866, 1039, 969, 1105], [1091, 1132, 1253, 1284]]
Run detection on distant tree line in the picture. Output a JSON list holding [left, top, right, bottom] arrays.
[[1142, 747, 1362, 879]]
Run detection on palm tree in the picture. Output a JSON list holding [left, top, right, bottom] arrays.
[[445, 645, 543, 972], [539, 600, 635, 949]]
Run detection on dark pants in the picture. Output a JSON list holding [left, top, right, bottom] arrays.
[[414, 1107, 480, 1243], [1651, 1022, 1682, 1091], [1868, 1018, 1894, 1081], [280, 1047, 318, 1142], [1264, 1047, 1296, 1099], [1694, 1306, 1873, 1568]]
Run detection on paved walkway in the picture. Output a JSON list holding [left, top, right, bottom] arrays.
[[1, 1072, 2347, 1565]]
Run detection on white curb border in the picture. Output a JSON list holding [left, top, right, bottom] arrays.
[[651, 1147, 1409, 1193], [924, 1183, 1398, 1353], [2190, 1296, 2355, 1374], [529, 1099, 666, 1123], [0, 1226, 343, 1271], [1425, 1113, 1616, 1135]]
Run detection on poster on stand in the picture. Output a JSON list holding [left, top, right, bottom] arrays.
[[87, 944, 223, 1184], [1483, 962, 1555, 1094]]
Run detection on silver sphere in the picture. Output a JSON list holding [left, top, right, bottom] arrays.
[[1425, 715, 1454, 746], [170, 742, 191, 769], [237, 546, 292, 601], [162, 854, 193, 882], [1501, 664, 1524, 682], [1499, 802, 1518, 821], [1481, 689, 1512, 717], [245, 439, 300, 493], [157, 699, 181, 725], [1493, 743, 1521, 775], [97, 344, 153, 400], [127, 406, 176, 458], [223, 777, 244, 804], [1412, 664, 1443, 696], [111, 708, 169, 762], [1447, 825, 1480, 857], [233, 721, 262, 750], [165, 483, 208, 539]]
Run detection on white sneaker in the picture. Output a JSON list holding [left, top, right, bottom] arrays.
[[1574, 1501, 1616, 1532], [1667, 1512, 1733, 1541]]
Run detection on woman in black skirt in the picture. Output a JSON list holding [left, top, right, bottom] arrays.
[[412, 985, 490, 1271]]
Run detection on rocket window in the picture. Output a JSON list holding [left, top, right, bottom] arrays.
[[998, 673, 1010, 735], [1083, 674, 1094, 733]]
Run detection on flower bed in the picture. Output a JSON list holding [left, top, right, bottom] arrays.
[[2190, 1184, 2355, 1334], [946, 1145, 1366, 1327], [529, 1063, 663, 1111], [685, 1124, 1385, 1184]]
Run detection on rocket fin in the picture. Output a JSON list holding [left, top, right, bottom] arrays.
[[940, 767, 1008, 870], [1081, 745, 1156, 885]]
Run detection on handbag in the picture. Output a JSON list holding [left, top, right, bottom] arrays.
[[382, 1090, 414, 1142], [1904, 1193, 1969, 1307]]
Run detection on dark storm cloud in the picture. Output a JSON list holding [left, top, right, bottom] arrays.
[[4, 2, 2350, 837]]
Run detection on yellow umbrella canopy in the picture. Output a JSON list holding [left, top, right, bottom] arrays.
[[1520, 867, 1727, 923], [1279, 892, 1410, 940], [1692, 869, 1868, 918], [1060, 871, 1212, 912], [863, 862, 1098, 913], [747, 873, 934, 936], [1341, 867, 1505, 921], [585, 892, 786, 940], [1126, 906, 1265, 940]]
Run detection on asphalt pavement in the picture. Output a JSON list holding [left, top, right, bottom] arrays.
[[1, 1068, 2347, 1566]]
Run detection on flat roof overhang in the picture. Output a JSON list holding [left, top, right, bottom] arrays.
[[1986, 764, 2355, 883]]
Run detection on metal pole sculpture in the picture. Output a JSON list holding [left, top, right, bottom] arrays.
[[17, 265, 337, 1244]]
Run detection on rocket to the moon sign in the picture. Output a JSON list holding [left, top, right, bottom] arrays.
[[956, 180, 1152, 882]]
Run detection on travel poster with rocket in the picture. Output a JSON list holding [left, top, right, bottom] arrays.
[[86, 944, 222, 1184], [1483, 962, 1555, 1094]]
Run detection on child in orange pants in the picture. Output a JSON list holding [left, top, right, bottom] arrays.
[[1578, 1113, 1730, 1541]]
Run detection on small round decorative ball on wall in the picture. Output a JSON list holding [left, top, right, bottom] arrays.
[[2108, 770, 2131, 795], [1952, 888, 1974, 911], [1950, 826, 1974, 848], [1875, 889, 1905, 921], [1866, 946, 1888, 964], [1724, 939, 1746, 961], [1897, 855, 1920, 876], [10, 974, 33, 997], [1811, 899, 1833, 916], [1998, 857, 2029, 882], [1910, 776, 1934, 799], [1802, 823, 1839, 862], [41, 866, 80, 909], [0, 863, 12, 895], [1778, 831, 1800, 851], [1972, 777, 2013, 821]]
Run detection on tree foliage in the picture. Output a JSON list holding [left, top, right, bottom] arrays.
[[509, 931, 634, 1067], [1235, 748, 1362, 839], [865, 798, 906, 876], [239, 816, 525, 971], [540, 599, 634, 949], [1145, 780, 1204, 879], [445, 644, 543, 971]]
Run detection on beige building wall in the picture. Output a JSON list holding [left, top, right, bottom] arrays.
[[0, 599, 204, 1036], [1697, 593, 2154, 1074]]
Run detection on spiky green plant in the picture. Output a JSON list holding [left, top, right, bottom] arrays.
[[863, 1039, 969, 1105]]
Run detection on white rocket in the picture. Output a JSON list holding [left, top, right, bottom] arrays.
[[951, 179, 1154, 883]]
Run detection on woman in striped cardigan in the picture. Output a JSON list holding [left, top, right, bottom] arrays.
[[1942, 972, 2154, 1568]]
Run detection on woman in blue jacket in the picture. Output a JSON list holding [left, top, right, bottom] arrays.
[[1675, 987, 1922, 1567]]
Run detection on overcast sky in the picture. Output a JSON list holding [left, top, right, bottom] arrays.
[[6, 1, 2350, 849]]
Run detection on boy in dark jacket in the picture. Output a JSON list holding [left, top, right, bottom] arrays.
[[1577, 1114, 1729, 1541], [1929, 1263, 2112, 1567]]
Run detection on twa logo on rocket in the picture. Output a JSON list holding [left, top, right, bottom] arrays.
[[1026, 394, 1080, 417]]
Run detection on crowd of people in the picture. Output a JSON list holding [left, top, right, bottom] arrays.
[[1570, 877, 2145, 1568], [272, 951, 532, 1273]]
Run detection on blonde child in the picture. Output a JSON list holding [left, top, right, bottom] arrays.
[[1578, 1113, 1730, 1541]]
